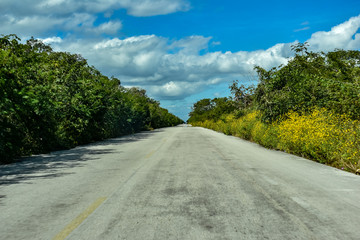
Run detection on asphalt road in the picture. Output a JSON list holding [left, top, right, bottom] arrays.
[[0, 125, 359, 239]]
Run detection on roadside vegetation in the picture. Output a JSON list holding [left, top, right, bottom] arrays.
[[0, 34, 183, 164], [188, 43, 360, 174]]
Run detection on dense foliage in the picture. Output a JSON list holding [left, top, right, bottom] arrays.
[[187, 97, 235, 123], [0, 35, 183, 163], [189, 43, 360, 123], [255, 43, 360, 122], [188, 44, 360, 173]]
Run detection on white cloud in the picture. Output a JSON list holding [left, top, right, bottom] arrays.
[[211, 41, 221, 46], [170, 35, 211, 54], [50, 35, 293, 100], [150, 81, 204, 100], [90, 21, 123, 35], [40, 37, 63, 44], [62, 13, 96, 31], [294, 26, 310, 32], [153, 81, 187, 97], [301, 21, 310, 26], [0, 14, 63, 36], [39, 0, 67, 7], [0, 0, 190, 37], [308, 15, 360, 51], [35, 0, 190, 17], [47, 15, 360, 101], [118, 0, 191, 17]]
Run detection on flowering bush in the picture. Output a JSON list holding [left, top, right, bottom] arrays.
[[192, 108, 360, 173], [277, 108, 359, 171]]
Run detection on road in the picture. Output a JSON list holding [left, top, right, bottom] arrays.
[[0, 125, 359, 239]]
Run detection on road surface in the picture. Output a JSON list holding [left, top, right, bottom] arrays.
[[0, 125, 359, 239]]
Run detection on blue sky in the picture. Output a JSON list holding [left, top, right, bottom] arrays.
[[1, 0, 360, 120]]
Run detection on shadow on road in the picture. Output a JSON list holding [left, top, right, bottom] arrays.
[[0, 195, 4, 205], [0, 130, 161, 186]]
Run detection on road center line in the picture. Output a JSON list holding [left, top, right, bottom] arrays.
[[146, 150, 156, 158], [53, 197, 107, 240]]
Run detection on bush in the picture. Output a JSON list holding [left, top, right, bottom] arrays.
[[193, 109, 360, 173]]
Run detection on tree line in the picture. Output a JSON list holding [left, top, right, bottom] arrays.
[[189, 43, 360, 123], [0, 34, 183, 164], [188, 43, 360, 173]]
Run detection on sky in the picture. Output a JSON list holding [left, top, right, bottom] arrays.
[[1, 0, 360, 120]]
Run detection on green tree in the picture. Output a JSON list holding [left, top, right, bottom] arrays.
[[188, 97, 235, 123], [0, 35, 183, 164], [254, 43, 360, 122]]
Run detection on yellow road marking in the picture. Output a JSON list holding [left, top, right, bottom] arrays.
[[146, 150, 155, 158], [53, 197, 107, 240]]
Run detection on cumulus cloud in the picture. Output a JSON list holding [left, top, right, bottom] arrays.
[[89, 21, 123, 35], [0, 0, 190, 37], [50, 35, 293, 99], [150, 81, 201, 100], [40, 36, 63, 44], [46, 15, 360, 101], [118, 0, 191, 17], [0, 14, 64, 36], [35, 0, 191, 17], [308, 15, 360, 51]]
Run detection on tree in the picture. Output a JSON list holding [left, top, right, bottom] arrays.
[[188, 97, 235, 123], [254, 43, 360, 122], [229, 80, 255, 110], [0, 35, 183, 163]]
